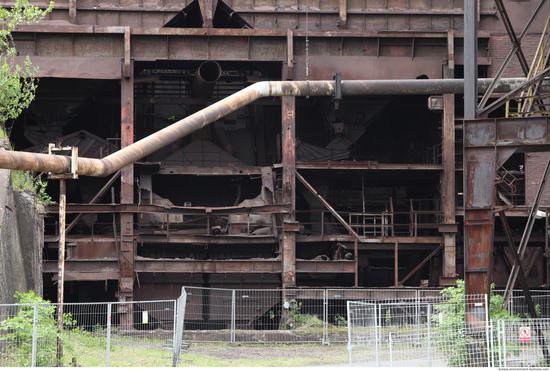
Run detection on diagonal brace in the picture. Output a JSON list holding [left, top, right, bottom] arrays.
[[478, 0, 548, 109], [63, 170, 121, 237], [295, 171, 363, 242], [478, 66, 550, 117], [398, 243, 443, 286]]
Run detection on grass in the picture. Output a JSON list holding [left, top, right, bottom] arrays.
[[1, 327, 350, 367]]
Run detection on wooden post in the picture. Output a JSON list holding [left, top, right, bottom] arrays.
[[57, 179, 66, 361]]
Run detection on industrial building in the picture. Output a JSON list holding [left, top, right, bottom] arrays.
[[1, 0, 550, 324]]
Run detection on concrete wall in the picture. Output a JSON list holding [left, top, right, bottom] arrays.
[[0, 156, 43, 304]]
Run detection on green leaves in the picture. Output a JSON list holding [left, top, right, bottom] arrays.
[[0, 0, 53, 126], [432, 280, 520, 367]]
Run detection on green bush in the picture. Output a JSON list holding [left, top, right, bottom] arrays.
[[11, 170, 53, 206], [0, 290, 75, 367], [432, 280, 520, 367]]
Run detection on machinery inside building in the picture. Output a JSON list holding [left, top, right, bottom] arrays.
[[3, 0, 550, 327]]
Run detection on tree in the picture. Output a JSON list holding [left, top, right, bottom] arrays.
[[0, 0, 53, 132], [432, 279, 520, 367]]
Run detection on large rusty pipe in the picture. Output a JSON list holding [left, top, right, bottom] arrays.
[[191, 61, 222, 98], [0, 77, 541, 177]]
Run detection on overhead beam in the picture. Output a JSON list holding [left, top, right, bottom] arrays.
[[47, 203, 291, 215], [43, 259, 356, 274]]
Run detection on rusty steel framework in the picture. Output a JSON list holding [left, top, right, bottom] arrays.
[[1, 0, 550, 332]]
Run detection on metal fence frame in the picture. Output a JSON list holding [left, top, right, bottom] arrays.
[[347, 294, 491, 367], [0, 298, 184, 368], [2, 287, 550, 367]]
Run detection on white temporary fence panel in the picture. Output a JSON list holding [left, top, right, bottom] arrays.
[[326, 288, 418, 343], [346, 294, 490, 368], [180, 286, 234, 343], [0, 300, 178, 368], [495, 318, 550, 368], [347, 301, 378, 367]]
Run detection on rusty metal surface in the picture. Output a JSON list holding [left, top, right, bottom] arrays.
[[191, 61, 222, 98], [526, 152, 550, 207], [11, 26, 493, 69], [47, 203, 291, 215], [296, 171, 362, 242], [69, 242, 118, 259], [13, 56, 122, 79], [464, 145, 497, 296], [119, 59, 135, 298], [281, 96, 296, 288], [464, 116, 550, 148], [478, 66, 550, 117], [399, 244, 444, 286], [157, 166, 263, 175], [442, 94, 456, 279], [296, 161, 443, 170], [44, 259, 119, 274], [478, 0, 548, 109], [0, 78, 536, 177], [47, 258, 355, 274]]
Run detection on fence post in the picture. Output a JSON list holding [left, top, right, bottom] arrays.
[[427, 303, 431, 367], [323, 290, 328, 345], [106, 302, 112, 367], [173, 288, 187, 367], [389, 332, 393, 367], [31, 304, 38, 367], [171, 299, 177, 366], [485, 294, 492, 367], [376, 304, 380, 367], [489, 319, 494, 367], [496, 319, 502, 367], [502, 320, 507, 367], [346, 301, 352, 366], [231, 290, 236, 344]]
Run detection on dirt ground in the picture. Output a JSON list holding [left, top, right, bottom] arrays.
[[183, 342, 349, 366]]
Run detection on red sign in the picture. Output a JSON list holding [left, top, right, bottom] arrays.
[[520, 327, 531, 343]]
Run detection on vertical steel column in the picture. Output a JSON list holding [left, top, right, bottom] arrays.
[[281, 95, 296, 288], [442, 30, 456, 283], [464, 0, 478, 119], [68, 0, 76, 23], [57, 179, 66, 362], [119, 47, 135, 327], [198, 0, 213, 27], [463, 147, 497, 296], [442, 93, 456, 281]]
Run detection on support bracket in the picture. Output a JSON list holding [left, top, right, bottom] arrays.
[[48, 144, 78, 179]]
